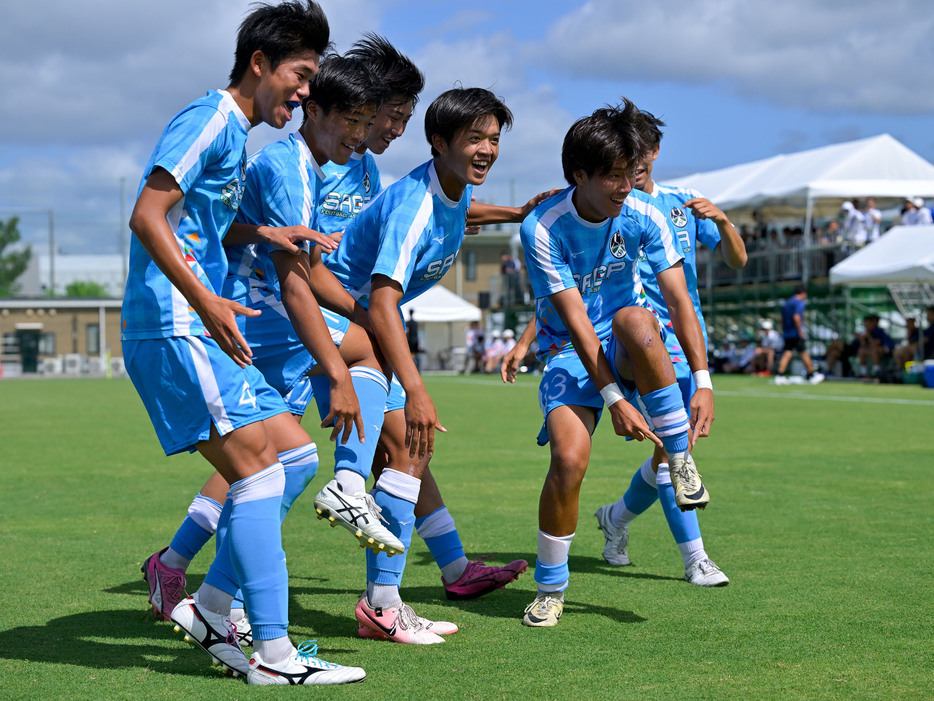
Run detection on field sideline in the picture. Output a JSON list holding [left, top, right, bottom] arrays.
[[0, 374, 931, 699]]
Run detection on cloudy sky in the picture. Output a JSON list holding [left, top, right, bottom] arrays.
[[1, 0, 932, 255]]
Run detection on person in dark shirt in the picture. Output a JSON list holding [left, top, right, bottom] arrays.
[[775, 284, 824, 384]]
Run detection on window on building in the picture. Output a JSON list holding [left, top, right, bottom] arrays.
[[465, 250, 478, 282], [87, 323, 100, 355], [39, 333, 56, 355]]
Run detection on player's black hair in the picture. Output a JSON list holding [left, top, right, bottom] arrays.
[[637, 109, 666, 149], [229, 0, 331, 85], [344, 33, 425, 107], [793, 283, 807, 295], [301, 55, 385, 122], [561, 98, 647, 186], [424, 88, 513, 157]]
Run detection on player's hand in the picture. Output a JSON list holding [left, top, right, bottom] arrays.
[[322, 373, 365, 445], [197, 295, 260, 368], [683, 197, 728, 225], [500, 344, 527, 383], [608, 401, 663, 447], [263, 225, 340, 255], [688, 387, 714, 447], [326, 230, 344, 245], [465, 224, 481, 236], [404, 386, 446, 459], [520, 188, 563, 219]]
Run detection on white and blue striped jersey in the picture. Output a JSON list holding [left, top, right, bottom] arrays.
[[637, 184, 721, 358], [223, 132, 325, 310], [325, 160, 472, 308], [121, 90, 251, 340], [521, 187, 683, 359], [317, 151, 382, 235]]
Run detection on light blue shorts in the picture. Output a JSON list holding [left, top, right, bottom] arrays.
[[124, 336, 288, 455]]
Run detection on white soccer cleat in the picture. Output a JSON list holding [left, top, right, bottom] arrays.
[[809, 372, 825, 385], [170, 595, 249, 677], [313, 479, 405, 556], [669, 453, 710, 511], [774, 375, 789, 385], [248, 641, 366, 685], [594, 504, 630, 566], [522, 592, 565, 628], [230, 610, 252, 647], [685, 558, 730, 587], [354, 595, 448, 644]]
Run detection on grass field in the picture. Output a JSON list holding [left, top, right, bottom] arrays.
[[1, 373, 932, 700]]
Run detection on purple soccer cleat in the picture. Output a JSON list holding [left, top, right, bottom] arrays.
[[443, 557, 528, 600], [141, 547, 188, 621]]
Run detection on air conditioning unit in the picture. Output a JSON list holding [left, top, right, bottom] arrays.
[[41, 356, 63, 375], [64, 353, 86, 374]]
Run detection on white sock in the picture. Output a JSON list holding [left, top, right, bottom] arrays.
[[254, 636, 294, 664], [679, 538, 706, 568], [367, 583, 402, 609], [440, 557, 470, 584], [335, 469, 366, 495], [194, 584, 233, 617], [159, 547, 191, 571], [537, 530, 574, 593]]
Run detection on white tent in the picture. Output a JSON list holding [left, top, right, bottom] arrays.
[[400, 285, 481, 370], [829, 226, 934, 285], [663, 134, 934, 211]]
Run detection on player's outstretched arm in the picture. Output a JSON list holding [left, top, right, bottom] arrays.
[[467, 188, 563, 226], [272, 250, 363, 444], [684, 197, 747, 270], [129, 168, 258, 367], [369, 275, 445, 459], [225, 222, 339, 256], [549, 288, 661, 446], [501, 318, 536, 383], [657, 263, 714, 445]]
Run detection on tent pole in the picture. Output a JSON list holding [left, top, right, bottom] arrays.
[[802, 191, 813, 284]]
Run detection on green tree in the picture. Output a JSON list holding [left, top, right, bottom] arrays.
[[0, 217, 31, 297], [65, 280, 110, 297]]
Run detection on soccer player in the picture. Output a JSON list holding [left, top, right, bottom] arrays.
[[315, 35, 531, 603], [124, 0, 364, 685], [591, 110, 747, 587], [323, 86, 517, 643], [515, 99, 713, 627], [775, 284, 824, 384]]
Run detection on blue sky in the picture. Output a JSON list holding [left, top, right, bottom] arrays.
[[1, 0, 931, 255]]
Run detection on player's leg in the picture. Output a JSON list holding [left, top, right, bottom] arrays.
[[611, 306, 705, 510], [523, 403, 595, 628]]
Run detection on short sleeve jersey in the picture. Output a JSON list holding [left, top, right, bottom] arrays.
[[121, 90, 251, 340], [325, 160, 472, 308], [637, 185, 722, 357], [316, 151, 382, 235], [521, 187, 683, 359], [782, 296, 806, 338], [223, 133, 325, 309]]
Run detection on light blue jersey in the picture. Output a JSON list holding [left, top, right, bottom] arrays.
[[317, 151, 382, 234], [637, 185, 721, 361], [521, 187, 683, 359], [325, 160, 472, 308], [122, 90, 251, 340]]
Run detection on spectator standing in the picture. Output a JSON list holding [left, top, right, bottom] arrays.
[[841, 200, 868, 248], [776, 284, 824, 384], [864, 198, 882, 243]]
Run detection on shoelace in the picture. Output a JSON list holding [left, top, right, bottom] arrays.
[[527, 595, 561, 615], [296, 640, 338, 668], [671, 460, 699, 488], [397, 603, 425, 632], [362, 493, 390, 526], [161, 569, 188, 606], [223, 619, 242, 650]]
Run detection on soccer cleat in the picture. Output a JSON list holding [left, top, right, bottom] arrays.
[[669, 453, 709, 511], [774, 375, 789, 385], [594, 504, 630, 566], [354, 595, 448, 644], [809, 372, 826, 385], [170, 595, 249, 677], [141, 547, 187, 621], [522, 592, 564, 628], [230, 611, 253, 647], [313, 479, 404, 556], [443, 557, 529, 600], [685, 558, 730, 587], [248, 640, 365, 685]]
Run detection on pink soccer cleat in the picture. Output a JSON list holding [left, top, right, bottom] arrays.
[[443, 557, 528, 601], [354, 596, 454, 645], [141, 547, 188, 621]]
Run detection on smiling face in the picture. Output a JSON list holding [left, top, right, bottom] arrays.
[[252, 49, 321, 128], [432, 113, 501, 199], [632, 145, 659, 192], [303, 102, 377, 166], [571, 158, 634, 223], [364, 97, 414, 155]]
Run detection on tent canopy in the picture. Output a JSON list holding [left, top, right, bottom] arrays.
[[663, 134, 934, 211], [399, 284, 481, 323], [829, 225, 934, 285]]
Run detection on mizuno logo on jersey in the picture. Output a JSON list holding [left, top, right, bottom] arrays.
[[609, 231, 626, 259], [363, 171, 371, 193]]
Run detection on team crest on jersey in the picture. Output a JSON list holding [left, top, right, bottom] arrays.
[[363, 171, 371, 194], [609, 231, 626, 259], [670, 207, 687, 227]]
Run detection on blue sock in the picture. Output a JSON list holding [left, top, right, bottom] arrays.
[[279, 443, 318, 519], [640, 384, 690, 455], [415, 507, 466, 568], [206, 463, 288, 641], [365, 470, 420, 587], [533, 560, 570, 592], [623, 459, 659, 515], [168, 494, 223, 561], [657, 463, 702, 546], [312, 366, 389, 482]]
